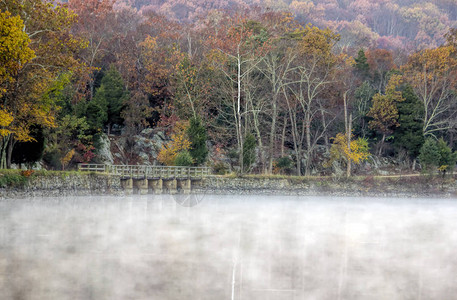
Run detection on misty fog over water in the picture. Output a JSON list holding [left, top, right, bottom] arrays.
[[1, 194, 457, 299]]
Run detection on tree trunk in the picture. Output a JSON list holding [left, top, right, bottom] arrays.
[[320, 104, 329, 147], [6, 136, 15, 169], [281, 117, 288, 158], [252, 110, 266, 174], [305, 113, 312, 176], [343, 91, 352, 177], [89, 78, 95, 101], [237, 53, 243, 174], [346, 114, 352, 178], [377, 133, 386, 156], [0, 136, 9, 169], [268, 96, 277, 174], [296, 145, 302, 176]]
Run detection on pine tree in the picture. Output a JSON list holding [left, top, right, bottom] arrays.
[[394, 85, 424, 159], [418, 138, 440, 173], [85, 100, 107, 132], [354, 49, 370, 79], [436, 138, 457, 175], [92, 65, 128, 134], [187, 117, 208, 165]]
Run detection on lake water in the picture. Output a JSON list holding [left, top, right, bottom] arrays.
[[1, 194, 457, 299]]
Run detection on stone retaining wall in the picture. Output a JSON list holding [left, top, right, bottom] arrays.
[[1, 173, 457, 199], [0, 173, 123, 199], [193, 176, 457, 198]]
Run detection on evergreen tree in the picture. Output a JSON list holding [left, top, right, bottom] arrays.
[[354, 49, 370, 79], [187, 117, 208, 165], [85, 101, 107, 132], [418, 138, 440, 173], [92, 65, 128, 134], [436, 138, 457, 175], [394, 85, 424, 159]]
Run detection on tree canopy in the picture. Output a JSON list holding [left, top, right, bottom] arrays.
[[1, 0, 457, 175]]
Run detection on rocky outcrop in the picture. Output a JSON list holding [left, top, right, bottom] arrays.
[[109, 129, 168, 165], [95, 133, 114, 164], [132, 129, 166, 165]]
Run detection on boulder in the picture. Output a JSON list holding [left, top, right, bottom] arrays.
[[156, 131, 166, 141], [140, 128, 155, 138], [138, 152, 151, 164], [95, 133, 114, 164]]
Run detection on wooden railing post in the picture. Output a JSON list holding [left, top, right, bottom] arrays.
[[76, 164, 211, 178]]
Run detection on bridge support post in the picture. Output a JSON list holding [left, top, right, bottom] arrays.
[[121, 178, 133, 195], [149, 179, 163, 194], [163, 179, 177, 194], [177, 179, 191, 194], [133, 178, 148, 195]]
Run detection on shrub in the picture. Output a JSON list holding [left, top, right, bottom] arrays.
[[213, 162, 228, 175], [42, 149, 62, 170], [20, 170, 34, 177], [174, 151, 194, 166], [0, 171, 29, 188], [325, 132, 370, 177], [158, 121, 191, 166], [276, 157, 292, 168], [275, 157, 293, 174]]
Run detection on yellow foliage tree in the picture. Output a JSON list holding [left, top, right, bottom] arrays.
[[0, 109, 14, 137], [326, 133, 370, 176], [60, 149, 75, 171], [0, 10, 35, 94], [0, 1, 87, 168], [157, 121, 191, 166]]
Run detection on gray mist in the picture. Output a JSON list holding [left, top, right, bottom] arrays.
[[0, 194, 456, 299]]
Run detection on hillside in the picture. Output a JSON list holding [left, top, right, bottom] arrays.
[[118, 0, 457, 51]]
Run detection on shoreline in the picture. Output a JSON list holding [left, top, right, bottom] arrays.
[[1, 171, 456, 199]]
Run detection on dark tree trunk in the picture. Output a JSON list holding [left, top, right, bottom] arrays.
[[6, 136, 15, 169]]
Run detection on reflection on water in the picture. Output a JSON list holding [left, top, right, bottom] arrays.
[[1, 194, 457, 299]]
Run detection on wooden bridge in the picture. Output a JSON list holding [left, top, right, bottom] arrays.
[[78, 164, 211, 194]]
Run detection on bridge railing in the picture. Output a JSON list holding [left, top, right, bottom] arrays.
[[78, 164, 211, 178]]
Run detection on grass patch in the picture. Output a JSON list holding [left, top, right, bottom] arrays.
[[0, 170, 30, 188], [0, 169, 111, 188]]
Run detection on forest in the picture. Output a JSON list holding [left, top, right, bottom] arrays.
[[1, 0, 457, 176]]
